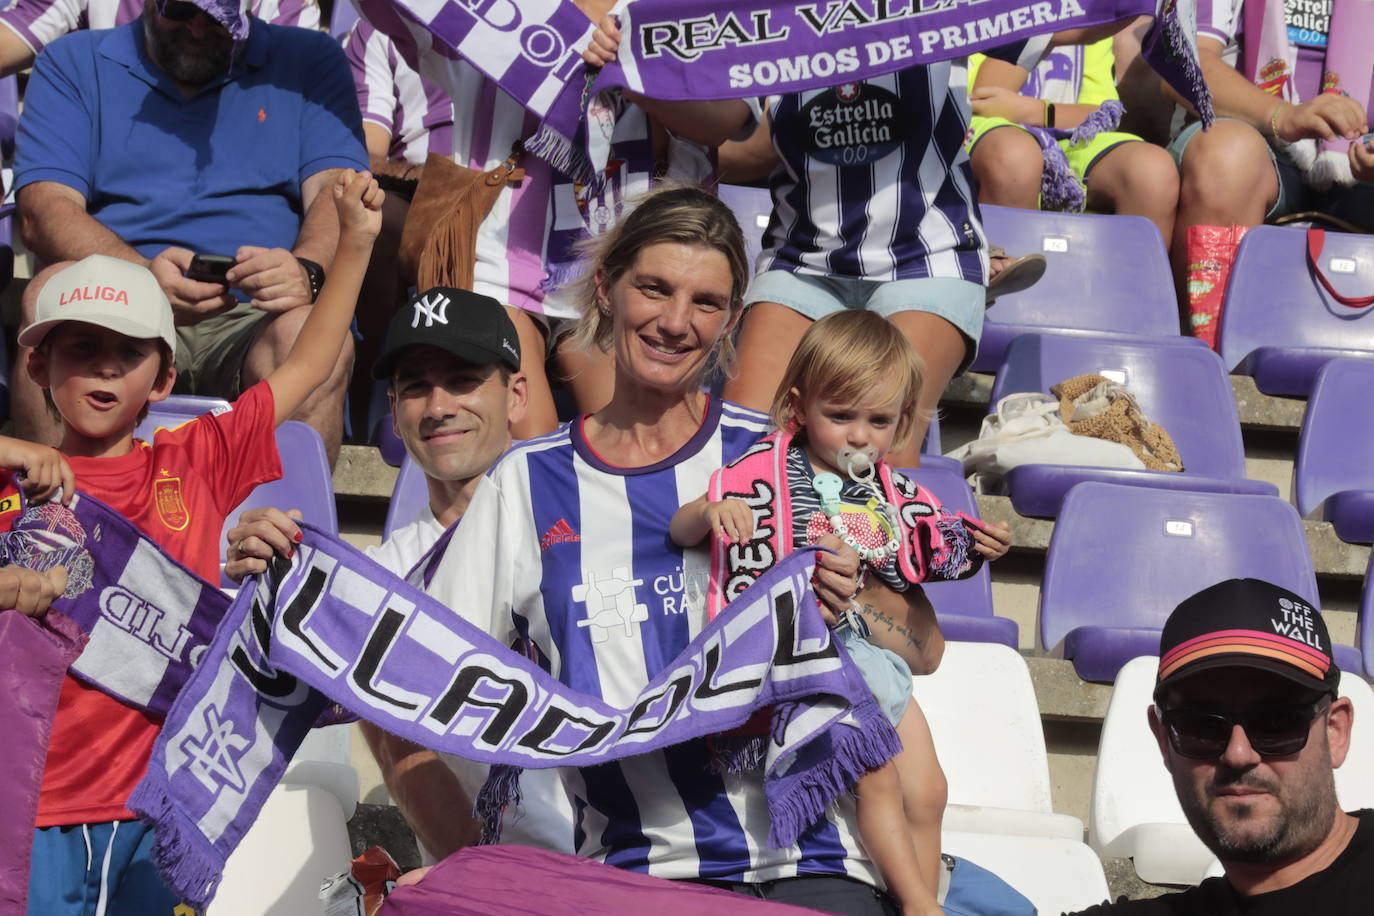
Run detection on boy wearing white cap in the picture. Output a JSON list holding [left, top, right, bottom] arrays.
[[4, 170, 382, 916]]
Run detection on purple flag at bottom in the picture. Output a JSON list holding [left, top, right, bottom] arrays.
[[0, 611, 87, 916], [376, 845, 819, 915]]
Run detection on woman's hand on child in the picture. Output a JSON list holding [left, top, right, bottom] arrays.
[[0, 437, 75, 505], [969, 86, 1043, 125], [706, 498, 754, 545], [333, 169, 385, 240], [225, 507, 304, 583], [0, 564, 67, 617], [970, 519, 1013, 561], [581, 14, 621, 67], [811, 533, 862, 627]]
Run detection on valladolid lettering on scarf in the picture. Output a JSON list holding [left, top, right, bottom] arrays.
[[117, 527, 895, 909], [373, 0, 1213, 181]]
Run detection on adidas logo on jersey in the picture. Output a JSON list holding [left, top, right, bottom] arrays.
[[540, 518, 580, 551]]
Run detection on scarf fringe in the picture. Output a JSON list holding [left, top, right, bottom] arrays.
[[1285, 137, 1318, 171], [1068, 99, 1124, 147], [1162, 4, 1215, 127], [475, 763, 524, 845], [708, 734, 767, 774], [129, 784, 222, 910], [765, 697, 903, 849], [524, 124, 594, 185], [1026, 127, 1086, 212], [931, 516, 972, 581], [1307, 148, 1355, 190]]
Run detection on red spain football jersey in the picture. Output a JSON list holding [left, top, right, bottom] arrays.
[[33, 381, 281, 826]]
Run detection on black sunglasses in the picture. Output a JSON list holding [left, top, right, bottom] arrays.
[[1159, 700, 1329, 760], [157, 0, 203, 21]]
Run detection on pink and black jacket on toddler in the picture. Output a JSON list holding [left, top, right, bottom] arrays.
[[706, 430, 983, 617]]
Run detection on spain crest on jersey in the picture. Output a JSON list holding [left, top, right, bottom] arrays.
[[154, 472, 189, 531]]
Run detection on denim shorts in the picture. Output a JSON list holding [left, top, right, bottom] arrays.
[[743, 269, 985, 372], [839, 627, 913, 726], [1169, 119, 1374, 231]]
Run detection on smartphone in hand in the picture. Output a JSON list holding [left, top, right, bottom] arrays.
[[187, 253, 235, 285]]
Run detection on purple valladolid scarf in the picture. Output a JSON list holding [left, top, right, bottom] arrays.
[[0, 494, 232, 916], [108, 527, 893, 909], [1240, 0, 1374, 189], [360, 0, 1213, 183], [1023, 99, 1127, 211]]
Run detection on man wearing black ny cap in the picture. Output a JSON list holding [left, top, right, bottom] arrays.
[[226, 287, 571, 862], [1073, 578, 1373, 914]]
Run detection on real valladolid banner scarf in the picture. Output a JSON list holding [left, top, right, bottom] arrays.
[[362, 0, 1213, 181], [2, 494, 898, 911]]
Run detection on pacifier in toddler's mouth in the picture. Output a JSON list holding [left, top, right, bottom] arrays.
[[836, 446, 879, 483]]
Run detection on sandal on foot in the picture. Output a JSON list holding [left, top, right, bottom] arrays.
[[986, 250, 1047, 306]]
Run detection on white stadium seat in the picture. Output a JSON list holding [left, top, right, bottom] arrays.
[[913, 641, 1084, 839], [206, 724, 359, 915]]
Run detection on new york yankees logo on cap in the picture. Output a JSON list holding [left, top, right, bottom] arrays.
[[411, 290, 451, 328], [373, 286, 522, 379]]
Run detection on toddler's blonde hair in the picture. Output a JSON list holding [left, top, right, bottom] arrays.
[[768, 310, 932, 455]]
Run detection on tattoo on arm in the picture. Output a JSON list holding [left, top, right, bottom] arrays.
[[854, 601, 925, 652]]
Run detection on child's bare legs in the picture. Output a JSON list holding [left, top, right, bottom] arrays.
[[1084, 140, 1180, 250], [854, 761, 942, 915], [894, 698, 948, 899]]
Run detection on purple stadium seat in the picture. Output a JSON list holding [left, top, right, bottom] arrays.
[[1041, 481, 1363, 681], [1295, 358, 1374, 543], [219, 421, 337, 587], [1357, 553, 1374, 678], [974, 206, 1180, 372], [1219, 225, 1374, 396], [716, 183, 771, 271], [330, 0, 359, 40], [917, 412, 965, 474], [901, 465, 1017, 648], [133, 394, 231, 442], [383, 454, 428, 540], [986, 333, 1276, 517]]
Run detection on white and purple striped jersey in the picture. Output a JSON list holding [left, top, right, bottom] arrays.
[[0, 0, 318, 57], [353, 0, 735, 319], [761, 37, 1050, 284], [761, 66, 989, 284], [343, 20, 454, 166], [424, 399, 881, 886]]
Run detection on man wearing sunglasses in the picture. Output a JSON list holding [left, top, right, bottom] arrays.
[[1074, 578, 1372, 914], [11, 0, 367, 466]]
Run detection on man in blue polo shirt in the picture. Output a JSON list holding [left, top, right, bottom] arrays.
[[12, 0, 367, 463]]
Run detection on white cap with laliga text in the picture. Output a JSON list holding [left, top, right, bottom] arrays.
[[19, 254, 177, 356]]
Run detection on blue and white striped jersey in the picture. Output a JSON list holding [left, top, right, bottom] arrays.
[[425, 398, 881, 885], [761, 64, 988, 284]]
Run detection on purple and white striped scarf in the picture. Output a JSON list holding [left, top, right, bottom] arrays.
[[117, 526, 894, 909], [0, 494, 234, 916], [369, 0, 1213, 182], [0, 496, 230, 716]]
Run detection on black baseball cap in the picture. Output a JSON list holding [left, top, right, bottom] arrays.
[[1155, 578, 1340, 701], [372, 287, 521, 380]]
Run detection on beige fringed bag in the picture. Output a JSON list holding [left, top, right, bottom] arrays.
[[398, 145, 525, 291], [1050, 374, 1184, 472]]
